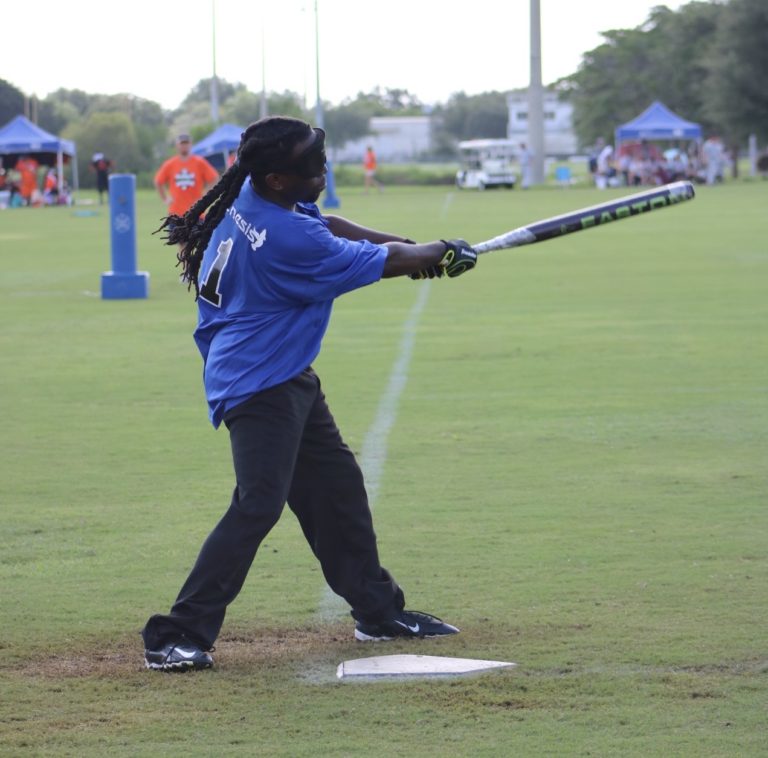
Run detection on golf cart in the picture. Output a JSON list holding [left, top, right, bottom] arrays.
[[456, 139, 517, 190]]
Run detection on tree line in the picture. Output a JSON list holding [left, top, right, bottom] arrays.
[[1, 0, 765, 187], [558, 0, 768, 155]]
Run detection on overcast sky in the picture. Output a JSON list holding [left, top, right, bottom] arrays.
[[7, 0, 688, 111]]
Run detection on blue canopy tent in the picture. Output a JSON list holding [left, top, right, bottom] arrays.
[[0, 115, 79, 192], [615, 101, 702, 145], [192, 123, 243, 171]]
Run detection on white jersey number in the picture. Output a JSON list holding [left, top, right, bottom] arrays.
[[199, 237, 234, 307]]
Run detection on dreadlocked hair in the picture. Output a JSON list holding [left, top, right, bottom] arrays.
[[154, 116, 315, 299]]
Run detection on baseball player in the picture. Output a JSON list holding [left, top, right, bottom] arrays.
[[143, 116, 477, 671]]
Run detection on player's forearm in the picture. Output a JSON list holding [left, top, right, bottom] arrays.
[[381, 241, 445, 278]]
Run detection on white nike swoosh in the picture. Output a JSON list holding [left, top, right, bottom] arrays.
[[394, 620, 420, 633], [174, 647, 200, 659]]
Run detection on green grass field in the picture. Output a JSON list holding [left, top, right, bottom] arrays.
[[1, 181, 766, 756]]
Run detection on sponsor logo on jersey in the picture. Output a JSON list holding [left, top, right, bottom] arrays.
[[227, 204, 267, 250]]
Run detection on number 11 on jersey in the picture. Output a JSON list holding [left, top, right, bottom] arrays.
[[199, 237, 234, 307]]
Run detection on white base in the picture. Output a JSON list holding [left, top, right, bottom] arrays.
[[337, 654, 516, 680]]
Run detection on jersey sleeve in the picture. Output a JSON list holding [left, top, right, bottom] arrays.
[[265, 219, 387, 304]]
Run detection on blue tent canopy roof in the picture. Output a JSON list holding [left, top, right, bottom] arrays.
[[192, 123, 243, 158], [0, 114, 76, 156], [615, 101, 702, 143]]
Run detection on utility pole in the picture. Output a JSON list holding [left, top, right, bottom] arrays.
[[314, 0, 324, 129], [260, 24, 268, 119], [210, 0, 220, 125], [528, 0, 545, 184]]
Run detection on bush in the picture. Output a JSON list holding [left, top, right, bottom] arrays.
[[331, 163, 457, 187]]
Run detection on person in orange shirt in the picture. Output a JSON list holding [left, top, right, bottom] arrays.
[[15, 155, 40, 206], [363, 145, 382, 193], [154, 134, 219, 218]]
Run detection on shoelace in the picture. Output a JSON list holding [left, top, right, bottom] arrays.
[[161, 643, 179, 666]]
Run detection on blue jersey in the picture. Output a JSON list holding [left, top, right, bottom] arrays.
[[193, 180, 387, 427]]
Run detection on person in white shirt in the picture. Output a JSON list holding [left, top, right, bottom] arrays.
[[518, 143, 533, 189], [702, 135, 725, 185], [595, 143, 615, 188]]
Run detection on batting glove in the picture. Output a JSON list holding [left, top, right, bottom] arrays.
[[410, 239, 478, 280], [410, 264, 444, 280], [439, 239, 478, 277]]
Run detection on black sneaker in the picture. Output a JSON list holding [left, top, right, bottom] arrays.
[[144, 640, 214, 672], [355, 610, 460, 641]]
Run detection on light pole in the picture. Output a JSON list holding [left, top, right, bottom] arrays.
[[314, 0, 340, 208], [528, 0, 545, 184]]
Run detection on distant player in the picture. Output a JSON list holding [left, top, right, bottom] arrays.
[[90, 153, 113, 204], [363, 145, 382, 193], [142, 116, 477, 671], [154, 134, 219, 221]]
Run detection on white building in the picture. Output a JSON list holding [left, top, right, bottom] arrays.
[[333, 116, 432, 163], [332, 93, 579, 163], [506, 90, 579, 157]]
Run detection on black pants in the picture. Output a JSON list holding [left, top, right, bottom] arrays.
[[142, 368, 404, 650]]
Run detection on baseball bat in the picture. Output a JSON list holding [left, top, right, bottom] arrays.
[[472, 180, 695, 254]]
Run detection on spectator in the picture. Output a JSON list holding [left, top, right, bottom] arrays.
[[665, 149, 687, 182], [639, 140, 657, 185], [618, 151, 632, 186], [154, 134, 219, 221], [90, 153, 114, 204], [43, 168, 58, 204], [0, 169, 8, 209], [42, 169, 71, 206], [518, 142, 533, 189], [702, 135, 725, 185], [628, 154, 644, 186], [14, 154, 40, 206], [588, 137, 605, 180], [595, 141, 615, 189], [2, 167, 22, 207]]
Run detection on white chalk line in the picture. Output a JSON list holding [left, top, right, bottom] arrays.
[[439, 191, 454, 220], [315, 283, 432, 621]]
